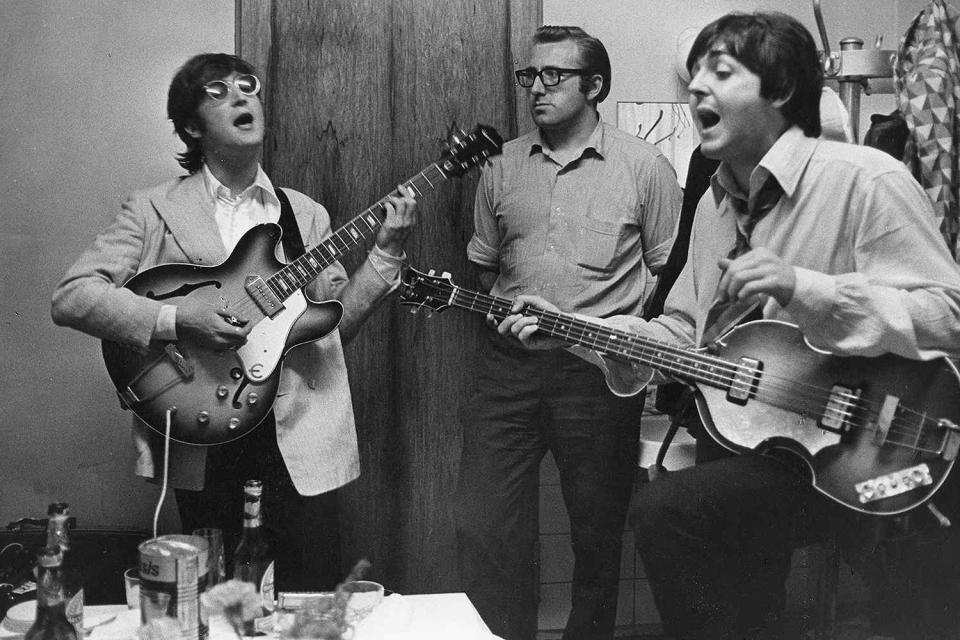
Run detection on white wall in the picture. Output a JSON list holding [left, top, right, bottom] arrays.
[[0, 0, 233, 530]]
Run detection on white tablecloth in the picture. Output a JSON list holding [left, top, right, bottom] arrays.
[[2, 594, 499, 640]]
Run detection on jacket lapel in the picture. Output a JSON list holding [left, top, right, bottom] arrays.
[[153, 173, 227, 265]]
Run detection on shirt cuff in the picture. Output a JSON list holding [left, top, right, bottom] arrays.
[[784, 266, 836, 321], [367, 244, 406, 286], [153, 304, 178, 341]]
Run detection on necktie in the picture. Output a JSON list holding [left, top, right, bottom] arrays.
[[728, 176, 783, 258], [702, 177, 783, 345]]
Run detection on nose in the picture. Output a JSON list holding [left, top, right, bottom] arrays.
[[230, 85, 249, 105], [687, 67, 707, 97], [529, 74, 547, 95]]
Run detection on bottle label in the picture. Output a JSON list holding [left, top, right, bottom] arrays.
[[259, 561, 275, 613], [66, 588, 84, 636]]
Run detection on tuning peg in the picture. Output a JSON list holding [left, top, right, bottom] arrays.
[[442, 271, 452, 278], [428, 269, 436, 276]]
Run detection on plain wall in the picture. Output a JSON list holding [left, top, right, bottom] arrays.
[[0, 0, 939, 532], [0, 0, 233, 530]]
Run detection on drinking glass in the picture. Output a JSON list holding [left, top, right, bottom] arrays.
[[123, 567, 140, 609], [192, 528, 226, 586]]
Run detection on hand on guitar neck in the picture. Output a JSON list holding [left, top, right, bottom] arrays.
[[494, 294, 565, 350], [372, 184, 418, 258]]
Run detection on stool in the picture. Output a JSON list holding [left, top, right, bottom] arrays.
[[637, 411, 697, 478]]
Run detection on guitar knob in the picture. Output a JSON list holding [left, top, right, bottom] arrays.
[[228, 417, 241, 430], [247, 393, 259, 406], [216, 385, 229, 399], [197, 411, 210, 425]]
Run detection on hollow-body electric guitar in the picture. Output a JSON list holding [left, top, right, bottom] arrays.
[[399, 267, 960, 516], [101, 125, 503, 446]]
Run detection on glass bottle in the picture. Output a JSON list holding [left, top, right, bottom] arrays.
[[231, 480, 275, 635], [25, 546, 78, 640], [45, 503, 83, 639]]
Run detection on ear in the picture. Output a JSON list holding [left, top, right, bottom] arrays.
[[770, 86, 794, 110], [184, 120, 202, 140], [585, 73, 604, 102]]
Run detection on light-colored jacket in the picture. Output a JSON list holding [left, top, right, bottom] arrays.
[[52, 172, 376, 495]]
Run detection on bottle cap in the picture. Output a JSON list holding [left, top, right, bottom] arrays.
[[47, 503, 69, 516], [243, 480, 264, 496]]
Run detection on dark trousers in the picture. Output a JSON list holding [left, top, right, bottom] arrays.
[[455, 334, 643, 640], [175, 413, 343, 592], [629, 434, 850, 640]]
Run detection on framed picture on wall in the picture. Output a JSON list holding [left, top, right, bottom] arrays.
[[616, 102, 699, 185]]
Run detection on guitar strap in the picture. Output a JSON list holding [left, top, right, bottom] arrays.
[[275, 188, 306, 258]]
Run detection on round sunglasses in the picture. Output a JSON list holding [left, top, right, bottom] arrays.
[[202, 74, 261, 100]]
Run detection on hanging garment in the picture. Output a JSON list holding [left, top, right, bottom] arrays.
[[895, 0, 960, 255]]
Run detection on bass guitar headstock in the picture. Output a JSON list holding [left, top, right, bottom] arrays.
[[399, 266, 457, 314]]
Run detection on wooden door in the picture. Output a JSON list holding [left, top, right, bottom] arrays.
[[238, 0, 540, 592]]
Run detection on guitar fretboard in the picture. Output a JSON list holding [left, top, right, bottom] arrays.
[[441, 283, 742, 391], [265, 162, 451, 300]]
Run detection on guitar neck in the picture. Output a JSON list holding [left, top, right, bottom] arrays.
[[265, 163, 449, 300], [447, 286, 734, 389]]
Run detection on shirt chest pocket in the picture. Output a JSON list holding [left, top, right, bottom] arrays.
[[574, 219, 628, 273]]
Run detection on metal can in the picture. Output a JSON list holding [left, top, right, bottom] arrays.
[[138, 534, 210, 640]]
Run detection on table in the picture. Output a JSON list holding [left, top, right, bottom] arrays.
[[2, 594, 497, 640]]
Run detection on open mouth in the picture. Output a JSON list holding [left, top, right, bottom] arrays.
[[697, 108, 720, 130], [233, 113, 254, 127]]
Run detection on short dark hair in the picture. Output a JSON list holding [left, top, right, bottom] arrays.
[[686, 12, 823, 137], [166, 53, 258, 173], [532, 25, 611, 104]]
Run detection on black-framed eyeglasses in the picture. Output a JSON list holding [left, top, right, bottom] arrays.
[[202, 74, 261, 100], [515, 66, 590, 88]]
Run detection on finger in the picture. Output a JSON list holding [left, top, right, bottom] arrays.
[[397, 184, 417, 201]]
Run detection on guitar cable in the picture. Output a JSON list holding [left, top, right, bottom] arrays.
[[151, 408, 173, 539]]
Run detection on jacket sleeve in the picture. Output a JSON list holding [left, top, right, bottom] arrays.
[[51, 193, 165, 350]]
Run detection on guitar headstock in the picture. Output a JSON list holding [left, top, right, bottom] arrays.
[[399, 266, 457, 314], [439, 124, 503, 177]]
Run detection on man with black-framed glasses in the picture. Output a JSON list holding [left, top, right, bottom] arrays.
[[52, 53, 419, 593], [454, 25, 682, 640]]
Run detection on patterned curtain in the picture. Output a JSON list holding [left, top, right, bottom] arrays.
[[895, 0, 960, 259]]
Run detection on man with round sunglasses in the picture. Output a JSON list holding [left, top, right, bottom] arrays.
[[455, 25, 681, 640], [51, 53, 418, 591]]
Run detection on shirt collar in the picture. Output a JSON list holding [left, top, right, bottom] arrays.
[[529, 118, 605, 163], [709, 126, 818, 213], [201, 164, 279, 206]]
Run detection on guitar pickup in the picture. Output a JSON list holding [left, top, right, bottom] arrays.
[[854, 464, 932, 504], [245, 275, 285, 318], [726, 357, 762, 404], [820, 384, 863, 435]]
